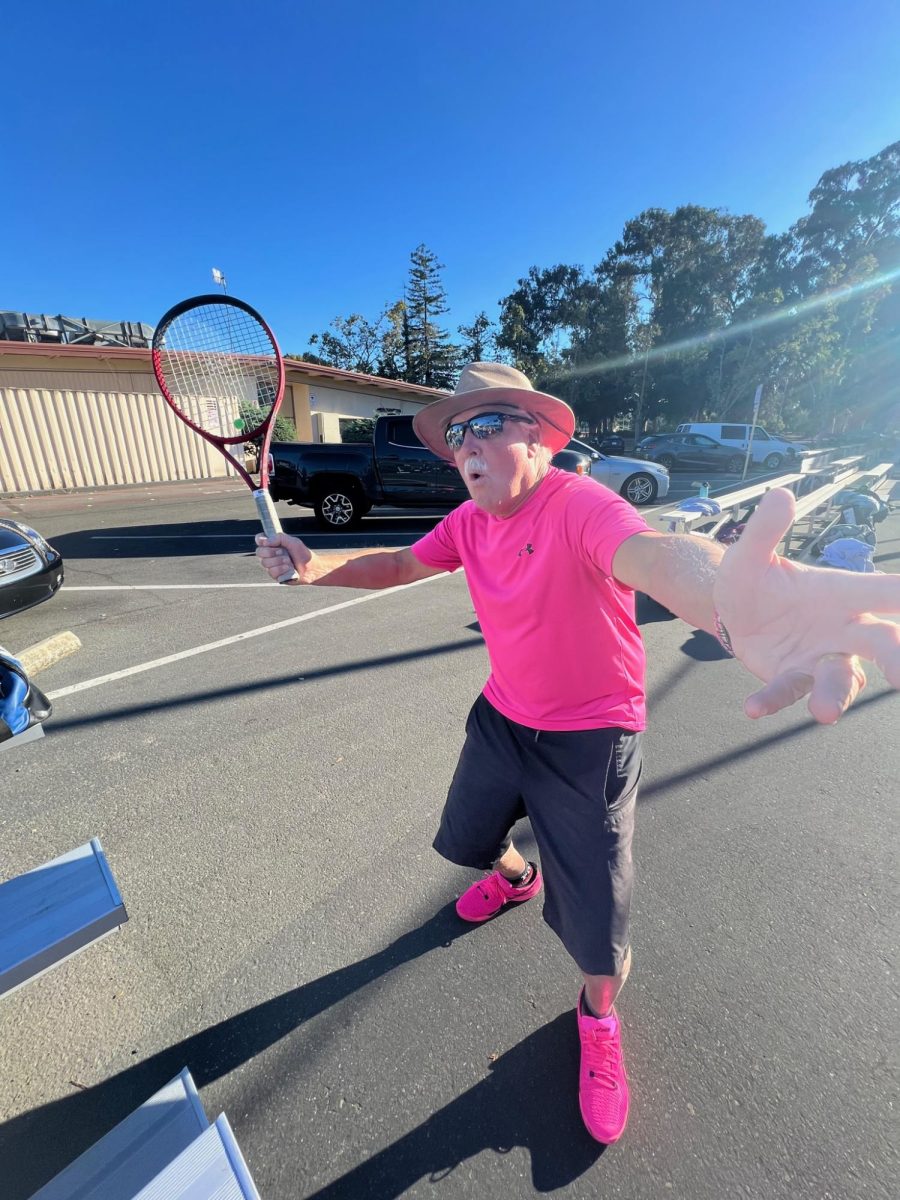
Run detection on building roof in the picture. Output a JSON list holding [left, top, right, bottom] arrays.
[[0, 341, 449, 400]]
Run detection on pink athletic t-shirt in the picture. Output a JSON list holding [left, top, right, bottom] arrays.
[[410, 468, 652, 731]]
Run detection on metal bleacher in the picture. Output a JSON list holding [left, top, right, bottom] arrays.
[[784, 460, 895, 561], [2, 839, 261, 1197], [658, 453, 895, 561], [30, 1069, 260, 1200], [660, 472, 803, 536], [0, 839, 127, 999]]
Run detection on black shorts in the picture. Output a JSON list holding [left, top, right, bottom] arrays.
[[433, 694, 641, 976]]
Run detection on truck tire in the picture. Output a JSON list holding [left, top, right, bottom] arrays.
[[763, 452, 783, 471], [314, 486, 365, 530]]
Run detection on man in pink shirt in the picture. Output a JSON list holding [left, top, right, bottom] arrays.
[[257, 363, 900, 1145]]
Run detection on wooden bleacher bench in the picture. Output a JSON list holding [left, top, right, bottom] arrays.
[[30, 1068, 260, 1200], [0, 839, 127, 999]]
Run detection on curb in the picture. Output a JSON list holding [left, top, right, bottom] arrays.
[[17, 631, 82, 677]]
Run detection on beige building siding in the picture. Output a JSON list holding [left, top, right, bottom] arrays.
[[0, 345, 444, 494], [1, 384, 234, 493]]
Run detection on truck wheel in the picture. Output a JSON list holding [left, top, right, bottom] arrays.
[[314, 488, 364, 530], [621, 473, 658, 505], [763, 452, 783, 471]]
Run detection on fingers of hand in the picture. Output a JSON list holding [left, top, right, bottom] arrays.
[[726, 488, 796, 571], [744, 669, 812, 719], [744, 654, 868, 723], [807, 654, 867, 725]]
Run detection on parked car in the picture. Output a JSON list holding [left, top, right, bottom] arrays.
[[595, 433, 626, 455], [568, 438, 669, 504], [269, 415, 594, 529], [673, 422, 807, 470], [635, 433, 745, 473], [0, 519, 64, 620]]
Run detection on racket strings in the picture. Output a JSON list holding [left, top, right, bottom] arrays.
[[157, 304, 280, 437]]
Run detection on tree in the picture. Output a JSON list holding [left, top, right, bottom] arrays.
[[457, 311, 496, 363], [376, 300, 410, 380], [404, 244, 458, 388], [307, 313, 383, 374], [604, 206, 768, 428], [238, 399, 296, 444], [496, 264, 585, 378]]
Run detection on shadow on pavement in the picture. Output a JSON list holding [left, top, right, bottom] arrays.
[[44, 637, 486, 731], [303, 1012, 603, 1198], [0, 907, 599, 1199], [47, 516, 446, 560]]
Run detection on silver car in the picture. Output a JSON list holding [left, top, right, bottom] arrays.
[[568, 439, 669, 505]]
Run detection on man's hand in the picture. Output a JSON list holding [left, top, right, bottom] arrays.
[[713, 488, 900, 723], [256, 532, 312, 584]]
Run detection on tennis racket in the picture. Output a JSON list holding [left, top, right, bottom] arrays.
[[151, 294, 298, 582]]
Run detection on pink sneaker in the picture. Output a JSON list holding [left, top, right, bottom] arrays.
[[455, 864, 542, 923], [577, 989, 629, 1144]]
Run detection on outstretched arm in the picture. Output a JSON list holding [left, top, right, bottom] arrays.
[[256, 533, 444, 589], [612, 488, 900, 724]]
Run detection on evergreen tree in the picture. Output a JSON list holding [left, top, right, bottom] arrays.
[[404, 244, 458, 388], [458, 312, 497, 363]]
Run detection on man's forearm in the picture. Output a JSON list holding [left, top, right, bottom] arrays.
[[647, 535, 725, 632], [614, 531, 725, 633], [301, 548, 409, 589]]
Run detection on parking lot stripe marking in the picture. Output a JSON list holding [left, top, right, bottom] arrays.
[[64, 585, 279, 589], [90, 534, 256, 539], [45, 574, 448, 702]]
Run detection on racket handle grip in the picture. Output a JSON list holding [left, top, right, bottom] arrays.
[[253, 489, 299, 584]]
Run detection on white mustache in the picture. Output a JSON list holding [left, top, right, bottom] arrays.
[[464, 457, 488, 477]]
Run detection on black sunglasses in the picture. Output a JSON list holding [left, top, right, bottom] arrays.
[[444, 411, 536, 450]]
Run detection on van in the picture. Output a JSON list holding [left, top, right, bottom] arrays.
[[673, 423, 805, 469]]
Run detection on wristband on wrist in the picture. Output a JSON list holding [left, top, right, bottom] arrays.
[[714, 611, 735, 656]]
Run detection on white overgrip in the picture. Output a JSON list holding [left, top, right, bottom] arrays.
[[253, 489, 299, 584]]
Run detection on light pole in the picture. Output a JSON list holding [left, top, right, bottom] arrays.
[[211, 268, 228, 294]]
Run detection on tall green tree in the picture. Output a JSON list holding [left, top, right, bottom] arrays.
[[458, 311, 496, 363], [404, 244, 458, 388], [307, 313, 384, 374], [496, 265, 585, 379], [605, 206, 768, 428], [376, 300, 411, 380]]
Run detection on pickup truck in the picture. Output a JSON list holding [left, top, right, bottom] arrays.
[[268, 413, 592, 529]]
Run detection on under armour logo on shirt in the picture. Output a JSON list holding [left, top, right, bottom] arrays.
[[517, 543, 535, 557]]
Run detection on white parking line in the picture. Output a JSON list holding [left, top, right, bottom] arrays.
[[46, 573, 447, 702], [64, 585, 279, 590], [91, 535, 251, 539]]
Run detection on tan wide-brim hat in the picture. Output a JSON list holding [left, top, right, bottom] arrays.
[[412, 362, 576, 461]]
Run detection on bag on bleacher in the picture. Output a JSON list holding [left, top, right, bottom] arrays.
[[834, 487, 890, 525], [0, 649, 52, 743]]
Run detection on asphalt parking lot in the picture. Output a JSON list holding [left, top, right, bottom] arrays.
[[1, 479, 897, 1199]]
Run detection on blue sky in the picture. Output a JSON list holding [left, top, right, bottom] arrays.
[[3, 0, 898, 355]]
